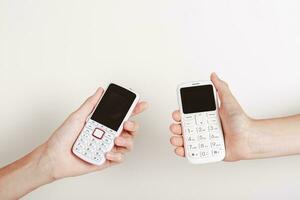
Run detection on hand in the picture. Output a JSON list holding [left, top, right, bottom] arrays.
[[169, 73, 254, 161], [43, 88, 148, 179], [0, 87, 148, 199]]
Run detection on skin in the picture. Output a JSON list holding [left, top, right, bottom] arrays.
[[170, 73, 300, 161], [1, 74, 300, 199], [0, 87, 148, 200]]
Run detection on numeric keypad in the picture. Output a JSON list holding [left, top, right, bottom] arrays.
[[183, 111, 224, 160], [73, 119, 117, 165]]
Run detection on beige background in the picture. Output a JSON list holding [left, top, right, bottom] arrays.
[[1, 0, 300, 199]]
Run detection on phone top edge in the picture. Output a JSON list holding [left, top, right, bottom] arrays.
[[108, 83, 139, 95], [177, 80, 213, 90]]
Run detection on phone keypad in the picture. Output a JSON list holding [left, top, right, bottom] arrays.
[[183, 112, 224, 160], [73, 120, 117, 165]]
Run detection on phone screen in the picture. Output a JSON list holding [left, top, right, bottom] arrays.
[[91, 84, 136, 131], [180, 85, 216, 114]]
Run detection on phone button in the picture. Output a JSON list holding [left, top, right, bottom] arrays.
[[189, 151, 200, 158], [199, 151, 209, 158], [185, 128, 196, 134], [212, 149, 223, 157], [104, 133, 114, 140], [210, 141, 222, 149], [186, 135, 197, 142], [184, 115, 194, 121], [207, 112, 217, 118], [187, 143, 198, 151], [102, 136, 112, 144], [92, 128, 105, 139], [210, 132, 220, 139], [198, 142, 209, 149]]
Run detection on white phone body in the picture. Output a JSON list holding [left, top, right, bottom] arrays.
[[177, 80, 225, 164], [72, 83, 140, 165]]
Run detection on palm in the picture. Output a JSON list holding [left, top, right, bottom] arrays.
[[43, 88, 147, 179], [46, 116, 111, 179], [219, 106, 251, 161]]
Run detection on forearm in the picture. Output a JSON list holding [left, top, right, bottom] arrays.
[[248, 114, 300, 159], [0, 144, 55, 199]]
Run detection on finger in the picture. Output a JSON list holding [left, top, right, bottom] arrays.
[[123, 121, 139, 133], [210, 72, 242, 110], [169, 123, 182, 135], [114, 136, 134, 150], [119, 130, 133, 138], [172, 110, 181, 122], [121, 128, 138, 137], [174, 147, 185, 157], [106, 152, 124, 163], [114, 146, 130, 154], [210, 73, 234, 103], [73, 87, 104, 120], [131, 101, 149, 116], [170, 136, 184, 147]]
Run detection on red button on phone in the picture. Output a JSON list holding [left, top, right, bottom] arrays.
[[92, 128, 105, 139]]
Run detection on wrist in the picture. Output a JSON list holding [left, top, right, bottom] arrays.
[[245, 119, 279, 160], [32, 143, 56, 184], [0, 143, 55, 199], [228, 116, 260, 161], [243, 119, 263, 159]]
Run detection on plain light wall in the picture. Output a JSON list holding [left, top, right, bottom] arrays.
[[1, 0, 300, 199]]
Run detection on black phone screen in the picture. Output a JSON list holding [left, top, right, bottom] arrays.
[[180, 85, 216, 114], [91, 84, 136, 131]]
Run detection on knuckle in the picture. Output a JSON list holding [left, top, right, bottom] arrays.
[[127, 139, 134, 150], [171, 124, 180, 133], [69, 112, 83, 122], [169, 124, 173, 132], [222, 80, 229, 88], [118, 154, 124, 162], [172, 111, 177, 118], [171, 136, 176, 143], [131, 131, 138, 136], [134, 122, 139, 130], [170, 124, 175, 131], [170, 136, 177, 146], [87, 95, 94, 102], [86, 96, 95, 105], [174, 148, 179, 155], [170, 137, 174, 144]]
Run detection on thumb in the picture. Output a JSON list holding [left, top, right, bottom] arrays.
[[210, 73, 241, 110], [73, 87, 104, 120]]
